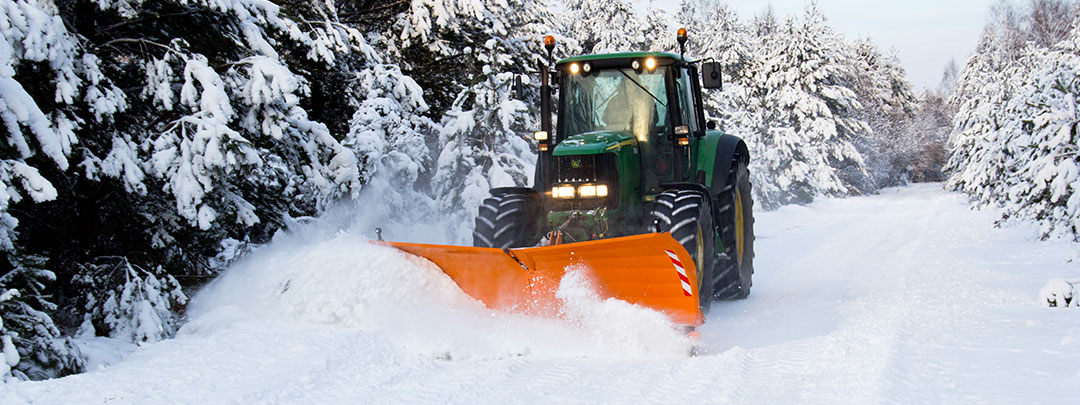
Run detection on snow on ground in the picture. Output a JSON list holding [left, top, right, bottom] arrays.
[[3, 184, 1080, 403]]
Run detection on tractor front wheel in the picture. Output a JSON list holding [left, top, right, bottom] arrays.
[[650, 189, 716, 314], [472, 191, 540, 248]]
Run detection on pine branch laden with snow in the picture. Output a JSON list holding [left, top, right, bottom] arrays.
[[0, 0, 129, 381], [76, 259, 188, 344], [0, 255, 83, 381], [947, 11, 1080, 240], [116, 1, 367, 232], [0, 0, 127, 249], [394, 0, 507, 58]]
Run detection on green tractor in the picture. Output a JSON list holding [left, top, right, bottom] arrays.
[[471, 31, 755, 311]]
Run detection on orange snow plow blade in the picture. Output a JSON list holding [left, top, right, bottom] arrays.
[[377, 233, 704, 326]]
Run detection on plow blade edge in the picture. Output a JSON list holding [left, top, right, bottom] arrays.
[[378, 233, 704, 326]]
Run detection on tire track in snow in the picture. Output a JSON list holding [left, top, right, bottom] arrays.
[[706, 188, 945, 403]]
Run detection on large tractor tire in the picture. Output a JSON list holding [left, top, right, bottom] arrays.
[[472, 191, 540, 249], [714, 158, 755, 300], [649, 189, 716, 314]]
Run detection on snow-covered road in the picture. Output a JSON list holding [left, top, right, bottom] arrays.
[[4, 184, 1080, 403]]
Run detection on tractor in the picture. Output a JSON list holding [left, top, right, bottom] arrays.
[[381, 29, 755, 325], [472, 30, 755, 311]]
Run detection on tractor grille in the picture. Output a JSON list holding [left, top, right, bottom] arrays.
[[555, 154, 617, 183], [551, 154, 619, 210]]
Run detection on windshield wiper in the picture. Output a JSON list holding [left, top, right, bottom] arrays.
[[617, 69, 666, 107]]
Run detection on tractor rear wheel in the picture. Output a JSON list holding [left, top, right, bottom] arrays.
[[649, 189, 716, 314], [472, 191, 540, 248], [714, 158, 755, 300]]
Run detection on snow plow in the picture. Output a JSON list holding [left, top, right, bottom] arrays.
[[382, 30, 755, 327], [380, 232, 706, 325]]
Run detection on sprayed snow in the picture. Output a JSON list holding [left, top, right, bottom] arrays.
[[554, 265, 692, 356], [188, 223, 692, 361]]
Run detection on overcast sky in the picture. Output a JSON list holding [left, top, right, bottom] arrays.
[[644, 0, 994, 90]]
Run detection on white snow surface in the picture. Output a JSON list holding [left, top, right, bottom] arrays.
[[3, 184, 1080, 402]]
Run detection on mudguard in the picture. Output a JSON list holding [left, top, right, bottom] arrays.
[[710, 134, 750, 196]]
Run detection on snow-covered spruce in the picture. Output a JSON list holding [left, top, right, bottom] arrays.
[[75, 259, 187, 344], [705, 5, 871, 208], [563, 0, 649, 54], [421, 0, 560, 243], [947, 5, 1080, 240], [0, 0, 384, 379]]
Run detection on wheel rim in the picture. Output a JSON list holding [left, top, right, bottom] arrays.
[[735, 187, 744, 265]]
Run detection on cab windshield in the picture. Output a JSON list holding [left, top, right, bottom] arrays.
[[561, 67, 669, 143]]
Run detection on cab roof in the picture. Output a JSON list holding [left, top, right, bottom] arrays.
[[555, 51, 685, 67]]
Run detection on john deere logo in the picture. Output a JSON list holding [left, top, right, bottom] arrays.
[[571, 158, 582, 169]]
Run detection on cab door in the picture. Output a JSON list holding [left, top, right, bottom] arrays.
[[673, 66, 706, 181]]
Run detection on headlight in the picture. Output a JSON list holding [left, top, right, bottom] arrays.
[[552, 184, 610, 199], [569, 63, 580, 75], [553, 185, 576, 198], [577, 184, 609, 198], [579, 184, 597, 198], [533, 131, 548, 141]]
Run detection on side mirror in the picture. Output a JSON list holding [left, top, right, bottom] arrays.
[[702, 62, 722, 90], [514, 74, 526, 100], [706, 120, 717, 130]]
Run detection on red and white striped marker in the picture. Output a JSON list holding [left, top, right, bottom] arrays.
[[665, 250, 693, 296]]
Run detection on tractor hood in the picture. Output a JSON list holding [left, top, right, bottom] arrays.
[[552, 131, 637, 156]]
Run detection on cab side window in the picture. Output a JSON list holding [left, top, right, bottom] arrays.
[[677, 67, 700, 134]]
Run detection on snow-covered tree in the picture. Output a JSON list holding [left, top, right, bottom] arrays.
[[0, 254, 82, 381], [0, 0, 387, 379], [428, 0, 560, 242], [947, 1, 1080, 240], [734, 6, 869, 208], [74, 258, 187, 344], [562, 0, 647, 53], [847, 38, 919, 189], [343, 63, 438, 219], [1028, 0, 1078, 47]]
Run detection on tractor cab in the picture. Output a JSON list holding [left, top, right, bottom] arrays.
[[542, 52, 709, 202]]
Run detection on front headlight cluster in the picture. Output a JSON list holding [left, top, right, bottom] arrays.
[[552, 183, 609, 199]]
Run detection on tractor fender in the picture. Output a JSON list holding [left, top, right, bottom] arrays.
[[710, 134, 750, 196], [490, 187, 539, 197]]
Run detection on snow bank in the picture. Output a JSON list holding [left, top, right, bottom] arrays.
[[1039, 278, 1079, 307], [185, 211, 692, 361]]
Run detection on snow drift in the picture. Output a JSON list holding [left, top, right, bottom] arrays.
[[185, 209, 693, 361]]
